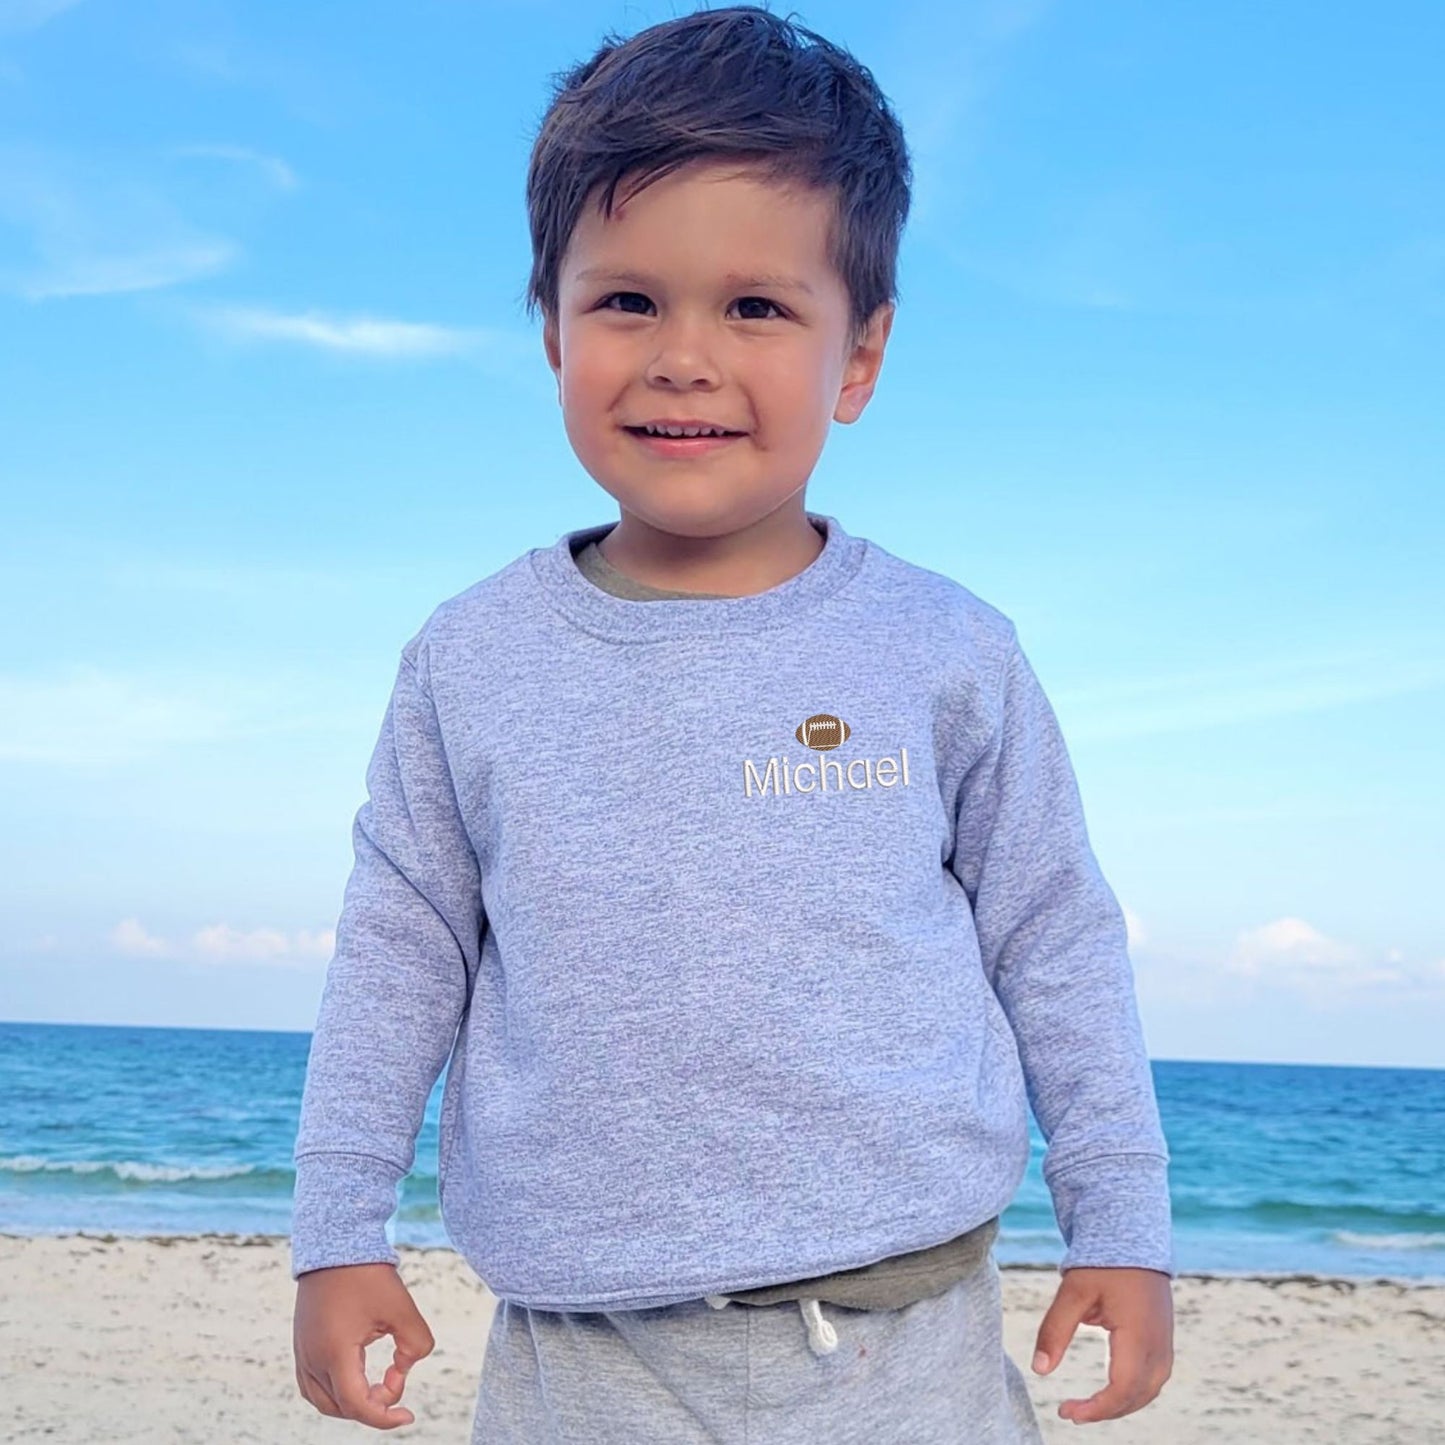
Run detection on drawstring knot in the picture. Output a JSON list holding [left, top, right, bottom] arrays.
[[799, 1297, 838, 1354], [702, 1293, 838, 1355]]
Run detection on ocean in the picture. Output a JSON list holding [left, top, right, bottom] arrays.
[[2, 1020, 1441, 1284]]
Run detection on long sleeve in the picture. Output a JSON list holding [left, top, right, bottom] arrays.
[[290, 641, 484, 1278], [949, 624, 1174, 1277]]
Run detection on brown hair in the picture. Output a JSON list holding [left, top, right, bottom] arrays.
[[523, 4, 912, 346]]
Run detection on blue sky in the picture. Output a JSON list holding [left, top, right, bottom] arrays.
[[1, 0, 1441, 1067]]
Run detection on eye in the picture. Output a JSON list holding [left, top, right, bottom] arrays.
[[732, 296, 786, 321], [598, 291, 653, 315]]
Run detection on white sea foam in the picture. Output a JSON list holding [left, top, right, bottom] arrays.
[[1332, 1230, 1445, 1252], [0, 1155, 258, 1182]]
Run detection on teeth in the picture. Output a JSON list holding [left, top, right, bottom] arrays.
[[644, 424, 728, 437]]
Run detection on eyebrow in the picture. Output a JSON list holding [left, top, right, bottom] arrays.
[[574, 267, 815, 297]]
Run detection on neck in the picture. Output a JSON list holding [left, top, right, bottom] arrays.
[[597, 505, 824, 597]]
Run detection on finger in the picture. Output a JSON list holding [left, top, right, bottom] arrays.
[[370, 1370, 403, 1407], [382, 1339, 425, 1399], [368, 1378, 410, 1415], [327, 1358, 417, 1429], [1059, 1325, 1153, 1423], [1059, 1378, 1151, 1424], [1033, 1292, 1089, 1374], [382, 1302, 437, 1401]]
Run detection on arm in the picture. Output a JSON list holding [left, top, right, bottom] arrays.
[[949, 623, 1173, 1276], [290, 639, 483, 1278]]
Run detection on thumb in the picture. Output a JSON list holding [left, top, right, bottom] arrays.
[[1032, 1290, 1083, 1375]]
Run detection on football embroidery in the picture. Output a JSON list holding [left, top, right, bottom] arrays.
[[794, 713, 851, 752]]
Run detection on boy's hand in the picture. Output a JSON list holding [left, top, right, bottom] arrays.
[[1030, 1266, 1173, 1424], [293, 1262, 436, 1429]]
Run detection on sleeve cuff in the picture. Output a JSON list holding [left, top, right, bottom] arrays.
[[1049, 1153, 1176, 1277], [289, 1151, 407, 1279]]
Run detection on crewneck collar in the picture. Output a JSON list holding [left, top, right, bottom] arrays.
[[531, 510, 867, 642]]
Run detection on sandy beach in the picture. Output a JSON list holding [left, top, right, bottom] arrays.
[[2, 1232, 1441, 1443]]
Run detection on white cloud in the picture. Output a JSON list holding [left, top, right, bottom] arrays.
[[194, 303, 515, 360], [21, 241, 237, 300], [192, 923, 335, 963], [110, 918, 335, 968], [1226, 917, 1430, 1001], [1229, 917, 1361, 977], [170, 144, 300, 192], [0, 0, 83, 36], [1116, 917, 1442, 1016], [0, 142, 238, 300], [111, 917, 173, 958]]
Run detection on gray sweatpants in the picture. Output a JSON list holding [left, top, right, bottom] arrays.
[[470, 1249, 1046, 1443]]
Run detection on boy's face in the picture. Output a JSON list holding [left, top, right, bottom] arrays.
[[543, 159, 893, 551]]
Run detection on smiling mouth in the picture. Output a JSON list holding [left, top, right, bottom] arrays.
[[622, 426, 747, 438]]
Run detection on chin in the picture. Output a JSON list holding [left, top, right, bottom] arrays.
[[592, 477, 730, 528], [619, 501, 748, 539]]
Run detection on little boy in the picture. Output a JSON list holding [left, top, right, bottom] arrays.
[[290, 6, 1175, 1441]]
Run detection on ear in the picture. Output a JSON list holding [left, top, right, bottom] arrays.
[[833, 303, 895, 425], [542, 312, 562, 391]]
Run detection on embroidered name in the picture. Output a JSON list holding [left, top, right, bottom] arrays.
[[742, 749, 911, 797]]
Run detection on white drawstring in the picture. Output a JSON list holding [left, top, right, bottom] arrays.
[[704, 1293, 839, 1356], [799, 1297, 839, 1354]]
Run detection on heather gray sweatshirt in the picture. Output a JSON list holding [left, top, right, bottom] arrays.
[[291, 511, 1174, 1310]]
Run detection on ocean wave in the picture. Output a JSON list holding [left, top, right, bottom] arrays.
[[0, 1154, 440, 1190], [1175, 1194, 1445, 1230], [1332, 1231, 1445, 1252], [2, 1155, 265, 1183]]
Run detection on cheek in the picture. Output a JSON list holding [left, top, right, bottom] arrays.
[[750, 382, 829, 455], [560, 333, 627, 405], [754, 343, 836, 409], [558, 352, 624, 460]]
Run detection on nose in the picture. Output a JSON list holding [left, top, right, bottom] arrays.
[[644, 313, 721, 389]]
